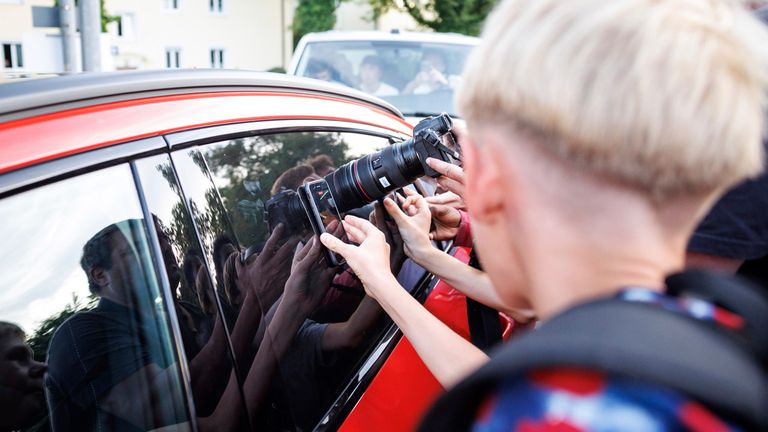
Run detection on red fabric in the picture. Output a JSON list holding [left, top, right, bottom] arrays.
[[454, 210, 473, 247], [519, 419, 583, 432], [529, 368, 606, 396], [679, 402, 730, 432]]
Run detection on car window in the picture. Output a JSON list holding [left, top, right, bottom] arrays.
[[295, 41, 474, 117], [0, 165, 190, 432], [198, 130, 428, 430], [134, 154, 250, 428]]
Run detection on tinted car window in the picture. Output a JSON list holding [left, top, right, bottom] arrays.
[[199, 131, 425, 430], [0, 165, 190, 432], [134, 154, 249, 427]]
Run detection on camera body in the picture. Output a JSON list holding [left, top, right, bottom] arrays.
[[264, 188, 309, 235]]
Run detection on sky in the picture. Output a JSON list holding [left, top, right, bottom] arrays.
[[0, 164, 145, 333]]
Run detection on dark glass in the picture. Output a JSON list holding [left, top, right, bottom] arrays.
[[199, 131, 426, 430], [0, 165, 190, 432], [134, 154, 250, 429]]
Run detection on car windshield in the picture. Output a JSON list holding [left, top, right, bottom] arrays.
[[294, 40, 474, 117]]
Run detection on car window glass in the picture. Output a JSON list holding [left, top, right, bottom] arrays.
[[171, 147, 283, 430], [134, 154, 249, 428], [296, 41, 473, 117], [0, 165, 190, 432], [199, 130, 427, 430]]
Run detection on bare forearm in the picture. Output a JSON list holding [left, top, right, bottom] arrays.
[[412, 248, 515, 314], [243, 297, 305, 421], [370, 274, 488, 389], [323, 296, 382, 351]]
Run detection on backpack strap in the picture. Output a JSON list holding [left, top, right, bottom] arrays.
[[418, 296, 768, 431]]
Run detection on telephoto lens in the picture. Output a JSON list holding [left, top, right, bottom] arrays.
[[325, 113, 457, 213]]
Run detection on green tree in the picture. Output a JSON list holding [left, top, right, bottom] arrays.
[[292, 0, 339, 48], [369, 0, 497, 36], [27, 294, 97, 362], [53, 0, 120, 32], [203, 132, 351, 247]]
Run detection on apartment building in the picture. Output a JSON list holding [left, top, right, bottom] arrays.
[[0, 0, 294, 76]]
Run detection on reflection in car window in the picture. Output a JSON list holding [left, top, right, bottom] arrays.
[[199, 131, 424, 430], [0, 165, 190, 432], [296, 41, 473, 117], [134, 154, 250, 427]]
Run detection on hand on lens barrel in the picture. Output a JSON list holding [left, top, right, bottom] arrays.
[[284, 233, 337, 316], [320, 216, 394, 300]]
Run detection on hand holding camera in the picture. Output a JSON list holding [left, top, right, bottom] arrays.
[[236, 224, 298, 309], [284, 232, 339, 317]]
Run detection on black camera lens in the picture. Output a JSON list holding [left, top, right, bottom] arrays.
[[324, 114, 454, 213], [325, 142, 421, 213]]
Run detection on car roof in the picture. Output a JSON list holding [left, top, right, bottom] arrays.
[[297, 30, 479, 46], [0, 69, 404, 122]]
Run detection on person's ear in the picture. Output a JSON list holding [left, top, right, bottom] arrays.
[[90, 267, 109, 290], [464, 130, 508, 224]]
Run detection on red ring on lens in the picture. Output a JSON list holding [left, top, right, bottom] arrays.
[[352, 160, 374, 202]]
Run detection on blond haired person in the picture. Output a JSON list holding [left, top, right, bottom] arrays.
[[322, 0, 768, 429]]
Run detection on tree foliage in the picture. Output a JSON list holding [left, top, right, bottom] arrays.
[[370, 0, 497, 36], [293, 0, 339, 48], [27, 294, 97, 362], [53, 0, 120, 33], [204, 133, 350, 247]]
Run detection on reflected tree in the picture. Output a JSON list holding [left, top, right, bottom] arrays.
[[203, 132, 350, 247], [27, 294, 97, 362]]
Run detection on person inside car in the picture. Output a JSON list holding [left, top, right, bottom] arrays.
[[321, 0, 768, 429], [0, 322, 47, 432], [403, 50, 458, 95], [358, 55, 399, 97]]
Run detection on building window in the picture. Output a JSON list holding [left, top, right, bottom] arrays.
[[209, 0, 223, 13], [210, 48, 224, 68], [163, 0, 179, 10], [108, 13, 135, 40], [165, 48, 181, 68], [2, 43, 23, 69]]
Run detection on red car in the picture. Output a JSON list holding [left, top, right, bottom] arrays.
[[0, 70, 502, 431]]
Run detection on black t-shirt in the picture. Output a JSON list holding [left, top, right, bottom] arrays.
[[688, 174, 768, 261], [45, 299, 179, 432], [689, 170, 768, 291]]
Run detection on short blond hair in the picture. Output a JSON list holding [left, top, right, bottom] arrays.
[[459, 0, 768, 200]]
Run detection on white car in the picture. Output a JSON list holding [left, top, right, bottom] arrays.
[[288, 30, 479, 123]]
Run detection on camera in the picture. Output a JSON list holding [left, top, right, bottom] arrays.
[[264, 188, 310, 235], [264, 113, 458, 234], [326, 113, 458, 212]]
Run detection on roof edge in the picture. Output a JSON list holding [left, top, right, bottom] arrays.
[[0, 69, 405, 120]]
